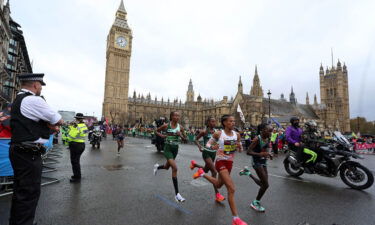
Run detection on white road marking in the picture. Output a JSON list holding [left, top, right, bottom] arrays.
[[233, 166, 310, 183]]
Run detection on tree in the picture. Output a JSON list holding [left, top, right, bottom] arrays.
[[350, 117, 375, 135]]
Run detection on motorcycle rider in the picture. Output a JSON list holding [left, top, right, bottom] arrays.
[[301, 120, 322, 169], [286, 116, 303, 164]]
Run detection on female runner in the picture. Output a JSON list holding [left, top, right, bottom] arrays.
[[240, 123, 273, 212], [153, 111, 187, 202], [190, 116, 225, 202], [192, 115, 248, 225]]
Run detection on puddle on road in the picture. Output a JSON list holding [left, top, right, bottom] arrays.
[[101, 165, 136, 171]]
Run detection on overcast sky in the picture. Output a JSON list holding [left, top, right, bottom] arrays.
[[9, 0, 375, 120]]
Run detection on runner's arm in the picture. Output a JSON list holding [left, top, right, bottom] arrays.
[[156, 124, 167, 138], [236, 132, 243, 152], [194, 130, 205, 151], [205, 131, 220, 150]]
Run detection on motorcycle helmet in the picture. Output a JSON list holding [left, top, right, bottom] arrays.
[[290, 116, 299, 124], [305, 120, 317, 132]]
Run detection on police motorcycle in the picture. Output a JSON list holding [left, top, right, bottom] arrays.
[[90, 126, 102, 149], [151, 117, 166, 152], [284, 131, 374, 190]]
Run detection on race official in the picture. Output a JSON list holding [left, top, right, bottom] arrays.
[[67, 113, 88, 183], [9, 73, 63, 225]]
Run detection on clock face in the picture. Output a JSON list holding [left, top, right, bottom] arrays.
[[116, 36, 127, 48]]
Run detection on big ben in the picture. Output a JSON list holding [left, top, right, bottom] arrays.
[[102, 0, 132, 123]]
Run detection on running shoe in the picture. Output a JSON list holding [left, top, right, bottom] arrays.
[[175, 193, 186, 202], [232, 217, 248, 225], [215, 193, 225, 202], [189, 160, 196, 170], [193, 168, 205, 179], [239, 167, 251, 176], [153, 163, 159, 176], [250, 200, 265, 212]]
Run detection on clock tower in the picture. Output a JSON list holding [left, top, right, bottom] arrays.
[[102, 0, 133, 123]]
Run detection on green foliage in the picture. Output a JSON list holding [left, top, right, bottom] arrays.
[[350, 117, 375, 135]]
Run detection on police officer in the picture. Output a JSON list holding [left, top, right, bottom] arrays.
[[9, 73, 63, 225], [68, 113, 88, 183]]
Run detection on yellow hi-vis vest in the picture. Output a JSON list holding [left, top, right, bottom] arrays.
[[68, 123, 88, 143]]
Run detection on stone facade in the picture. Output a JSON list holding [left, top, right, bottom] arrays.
[[0, 1, 32, 108], [314, 61, 351, 132], [102, 1, 351, 132], [0, 0, 11, 106]]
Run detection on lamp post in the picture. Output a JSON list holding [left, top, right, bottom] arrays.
[[267, 90, 271, 123]]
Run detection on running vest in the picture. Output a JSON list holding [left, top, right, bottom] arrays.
[[252, 135, 269, 163], [202, 128, 216, 152], [165, 123, 181, 145], [216, 130, 238, 161]]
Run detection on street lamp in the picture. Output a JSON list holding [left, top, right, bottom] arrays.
[[267, 90, 271, 123]]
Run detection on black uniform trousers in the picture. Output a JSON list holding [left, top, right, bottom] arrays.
[[9, 146, 42, 225], [69, 142, 85, 178]]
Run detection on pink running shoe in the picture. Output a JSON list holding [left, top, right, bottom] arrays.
[[215, 193, 225, 202], [189, 160, 196, 170], [232, 217, 248, 225], [193, 168, 204, 179]]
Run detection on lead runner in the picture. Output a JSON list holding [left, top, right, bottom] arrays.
[[192, 114, 248, 225]]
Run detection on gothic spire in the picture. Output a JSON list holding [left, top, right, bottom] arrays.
[[188, 78, 193, 91], [238, 76, 243, 94], [114, 0, 129, 29], [306, 92, 310, 105], [118, 0, 127, 14], [314, 94, 318, 105], [254, 65, 259, 81]]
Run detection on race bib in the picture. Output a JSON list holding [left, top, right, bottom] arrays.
[[223, 140, 237, 154]]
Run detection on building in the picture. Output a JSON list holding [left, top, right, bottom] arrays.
[[0, 0, 32, 108], [102, 1, 351, 132], [0, 0, 11, 107], [4, 18, 33, 103], [102, 0, 132, 124]]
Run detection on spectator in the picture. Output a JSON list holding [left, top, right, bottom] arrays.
[[0, 103, 12, 138]]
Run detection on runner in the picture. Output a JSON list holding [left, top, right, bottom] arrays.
[[190, 116, 225, 202], [240, 123, 273, 213], [153, 111, 187, 202], [116, 125, 125, 156], [192, 115, 248, 225]]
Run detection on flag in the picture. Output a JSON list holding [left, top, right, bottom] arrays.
[[271, 118, 282, 128], [237, 104, 245, 123]]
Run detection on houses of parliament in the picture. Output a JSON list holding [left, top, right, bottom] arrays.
[[102, 1, 351, 132]]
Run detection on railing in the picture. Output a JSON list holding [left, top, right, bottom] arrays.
[[0, 135, 61, 197]]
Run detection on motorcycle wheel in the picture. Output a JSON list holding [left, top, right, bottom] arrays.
[[284, 160, 304, 177], [92, 143, 95, 149], [98, 143, 100, 149], [339, 162, 374, 190]]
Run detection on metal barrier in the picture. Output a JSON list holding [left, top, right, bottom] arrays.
[[0, 135, 60, 197]]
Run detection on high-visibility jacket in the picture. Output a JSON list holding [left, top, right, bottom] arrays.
[[68, 123, 88, 143], [271, 132, 278, 143], [244, 131, 251, 140]]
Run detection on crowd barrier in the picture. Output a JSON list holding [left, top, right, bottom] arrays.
[[354, 142, 375, 154], [0, 135, 61, 197]]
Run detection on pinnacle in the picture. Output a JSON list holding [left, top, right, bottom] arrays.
[[118, 0, 127, 13]]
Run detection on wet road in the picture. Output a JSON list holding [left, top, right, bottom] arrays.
[[1, 137, 374, 225]]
